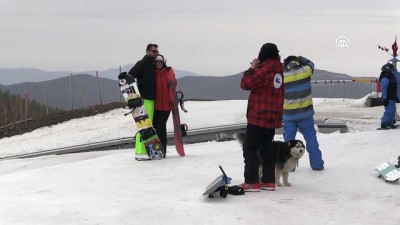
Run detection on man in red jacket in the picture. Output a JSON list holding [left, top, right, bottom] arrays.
[[240, 43, 284, 192]]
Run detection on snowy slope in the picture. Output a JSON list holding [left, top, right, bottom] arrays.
[[0, 98, 399, 225]]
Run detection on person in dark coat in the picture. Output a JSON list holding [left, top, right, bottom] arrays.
[[239, 43, 284, 192], [127, 43, 159, 158], [128, 44, 159, 100], [379, 63, 397, 129], [153, 54, 177, 157]]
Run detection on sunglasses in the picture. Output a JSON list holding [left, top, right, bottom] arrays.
[[151, 50, 159, 53]]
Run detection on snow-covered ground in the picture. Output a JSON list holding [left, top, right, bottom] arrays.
[[0, 100, 248, 158], [0, 97, 384, 158], [0, 98, 399, 225]]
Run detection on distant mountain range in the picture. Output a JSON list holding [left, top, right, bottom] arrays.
[[0, 67, 378, 109], [178, 70, 377, 100], [0, 74, 120, 110], [0, 65, 204, 85]]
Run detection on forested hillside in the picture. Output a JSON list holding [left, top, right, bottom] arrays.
[[0, 89, 59, 127]]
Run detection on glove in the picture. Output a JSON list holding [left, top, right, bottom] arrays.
[[382, 99, 389, 106], [127, 98, 143, 109], [118, 71, 128, 79]]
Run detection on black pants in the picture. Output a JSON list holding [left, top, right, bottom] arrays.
[[243, 124, 276, 184], [153, 110, 171, 155]]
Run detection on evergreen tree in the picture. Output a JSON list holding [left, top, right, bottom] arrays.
[[0, 89, 59, 127]]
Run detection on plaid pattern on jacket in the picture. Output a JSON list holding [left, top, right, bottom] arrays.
[[240, 59, 284, 128]]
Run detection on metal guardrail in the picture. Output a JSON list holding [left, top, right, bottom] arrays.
[[0, 122, 347, 161]]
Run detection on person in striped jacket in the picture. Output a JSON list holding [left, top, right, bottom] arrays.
[[282, 56, 324, 171]]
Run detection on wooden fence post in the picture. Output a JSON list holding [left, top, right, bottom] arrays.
[[24, 84, 28, 123], [96, 71, 103, 105], [82, 89, 88, 108], [19, 97, 22, 120], [45, 88, 49, 116], [70, 73, 74, 110]]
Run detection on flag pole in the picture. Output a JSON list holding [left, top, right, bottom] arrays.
[[391, 34, 398, 70]]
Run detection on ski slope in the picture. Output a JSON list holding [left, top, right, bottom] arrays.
[[0, 98, 399, 225]]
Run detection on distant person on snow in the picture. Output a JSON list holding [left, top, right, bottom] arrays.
[[239, 43, 284, 192], [124, 43, 159, 158], [379, 63, 397, 129], [394, 63, 400, 122], [153, 54, 177, 157], [282, 55, 324, 171]]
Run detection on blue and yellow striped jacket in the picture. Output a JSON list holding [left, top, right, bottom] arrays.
[[283, 60, 315, 121]]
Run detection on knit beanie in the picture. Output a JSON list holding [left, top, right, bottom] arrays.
[[283, 55, 298, 68], [258, 43, 279, 62]]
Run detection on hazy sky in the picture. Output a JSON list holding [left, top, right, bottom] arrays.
[[1, 0, 399, 77]]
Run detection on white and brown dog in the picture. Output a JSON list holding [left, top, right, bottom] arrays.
[[234, 132, 305, 187]]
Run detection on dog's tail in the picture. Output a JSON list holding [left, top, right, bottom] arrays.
[[233, 132, 246, 145]]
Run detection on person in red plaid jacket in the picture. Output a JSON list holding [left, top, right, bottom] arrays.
[[239, 43, 284, 192]]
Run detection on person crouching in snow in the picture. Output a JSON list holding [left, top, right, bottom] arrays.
[[379, 63, 397, 129]]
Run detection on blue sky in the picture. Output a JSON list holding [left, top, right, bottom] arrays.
[[0, 0, 399, 77]]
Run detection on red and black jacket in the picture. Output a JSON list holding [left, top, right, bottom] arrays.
[[240, 58, 284, 128], [155, 67, 177, 111]]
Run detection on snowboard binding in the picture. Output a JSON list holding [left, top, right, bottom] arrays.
[[209, 184, 245, 198], [139, 127, 157, 141], [122, 98, 144, 116], [118, 72, 135, 84], [127, 98, 144, 109], [176, 91, 188, 113], [118, 71, 128, 79], [181, 124, 188, 137]]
